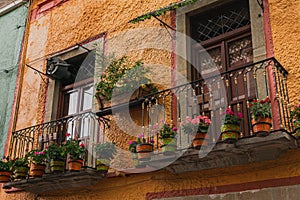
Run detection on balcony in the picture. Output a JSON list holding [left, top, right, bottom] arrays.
[[3, 57, 297, 193]]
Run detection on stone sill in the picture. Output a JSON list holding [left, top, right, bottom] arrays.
[[2, 168, 107, 195], [122, 131, 297, 174]]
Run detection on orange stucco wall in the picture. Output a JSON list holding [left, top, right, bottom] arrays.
[[3, 0, 300, 199], [268, 0, 300, 105]]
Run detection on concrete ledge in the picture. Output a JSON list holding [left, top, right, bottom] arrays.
[[3, 168, 106, 194], [137, 131, 297, 173]]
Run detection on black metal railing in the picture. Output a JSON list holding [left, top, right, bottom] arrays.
[[7, 57, 291, 168], [8, 111, 104, 168]]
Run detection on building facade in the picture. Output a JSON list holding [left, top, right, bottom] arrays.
[[0, 0, 300, 199]]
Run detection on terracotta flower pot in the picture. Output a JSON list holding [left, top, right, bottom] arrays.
[[161, 137, 177, 156], [0, 171, 11, 183], [192, 132, 208, 149], [96, 159, 109, 173], [29, 163, 46, 177], [50, 159, 65, 173], [251, 117, 272, 136], [68, 159, 83, 172], [221, 124, 240, 143], [136, 143, 153, 161], [13, 166, 29, 179]]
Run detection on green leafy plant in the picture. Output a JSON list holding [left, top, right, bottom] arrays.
[[95, 56, 156, 101], [27, 149, 47, 164], [249, 97, 271, 120], [94, 142, 117, 160], [64, 134, 86, 160], [155, 122, 178, 139], [129, 0, 197, 23], [46, 143, 66, 161], [0, 157, 13, 171], [222, 108, 243, 125], [12, 156, 29, 168], [181, 115, 211, 134]]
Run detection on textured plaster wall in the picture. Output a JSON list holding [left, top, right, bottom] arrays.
[[5, 0, 300, 199], [0, 4, 28, 157], [268, 0, 300, 105]]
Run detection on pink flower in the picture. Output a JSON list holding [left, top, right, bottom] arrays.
[[172, 127, 178, 131], [237, 112, 243, 118], [150, 139, 155, 144], [297, 103, 300, 108], [180, 122, 184, 127], [186, 116, 192, 122], [138, 134, 143, 139], [205, 119, 211, 124], [191, 118, 200, 124], [80, 143, 85, 148], [226, 108, 234, 115], [129, 141, 133, 145], [153, 124, 158, 129], [65, 133, 71, 137], [45, 146, 49, 149]]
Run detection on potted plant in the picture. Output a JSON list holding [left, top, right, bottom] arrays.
[[135, 134, 154, 161], [94, 142, 116, 173], [95, 56, 157, 109], [46, 143, 66, 173], [221, 108, 243, 143], [181, 115, 211, 149], [27, 149, 47, 177], [290, 103, 300, 138], [156, 123, 178, 155], [0, 157, 13, 183], [64, 134, 86, 172], [12, 156, 29, 180], [249, 97, 272, 136]]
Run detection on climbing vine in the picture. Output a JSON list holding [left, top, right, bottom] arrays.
[[129, 0, 198, 24]]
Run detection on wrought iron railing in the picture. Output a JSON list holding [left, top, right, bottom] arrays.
[[7, 57, 292, 169]]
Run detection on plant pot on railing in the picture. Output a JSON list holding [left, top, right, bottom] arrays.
[[136, 143, 153, 161], [0, 171, 11, 183], [29, 163, 46, 177], [221, 123, 240, 143], [96, 159, 110, 173], [13, 166, 29, 180], [50, 159, 65, 173], [68, 159, 83, 172], [161, 137, 177, 156], [192, 132, 209, 149], [251, 117, 272, 137]]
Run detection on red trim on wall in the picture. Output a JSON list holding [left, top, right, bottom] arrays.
[[146, 176, 300, 199], [31, 0, 71, 22], [171, 10, 178, 125], [262, 0, 280, 130]]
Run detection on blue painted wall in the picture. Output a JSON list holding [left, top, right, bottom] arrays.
[[0, 3, 28, 158]]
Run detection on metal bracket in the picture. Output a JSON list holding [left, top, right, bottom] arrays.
[[152, 15, 176, 40], [26, 64, 52, 83], [256, 0, 264, 11]]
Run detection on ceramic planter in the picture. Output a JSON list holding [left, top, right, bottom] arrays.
[[192, 132, 208, 149], [136, 143, 153, 161], [50, 159, 65, 173], [96, 159, 110, 173], [221, 123, 240, 143], [29, 163, 46, 177], [161, 137, 177, 155], [68, 159, 83, 172], [13, 166, 29, 179], [0, 171, 11, 183], [251, 117, 272, 136]]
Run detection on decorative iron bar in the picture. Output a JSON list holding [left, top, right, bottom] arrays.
[[97, 57, 291, 151], [8, 111, 104, 168]]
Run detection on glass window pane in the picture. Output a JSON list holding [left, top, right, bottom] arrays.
[[82, 86, 93, 111], [68, 91, 78, 115]]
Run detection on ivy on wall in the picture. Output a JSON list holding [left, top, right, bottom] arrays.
[[129, 0, 197, 24]]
